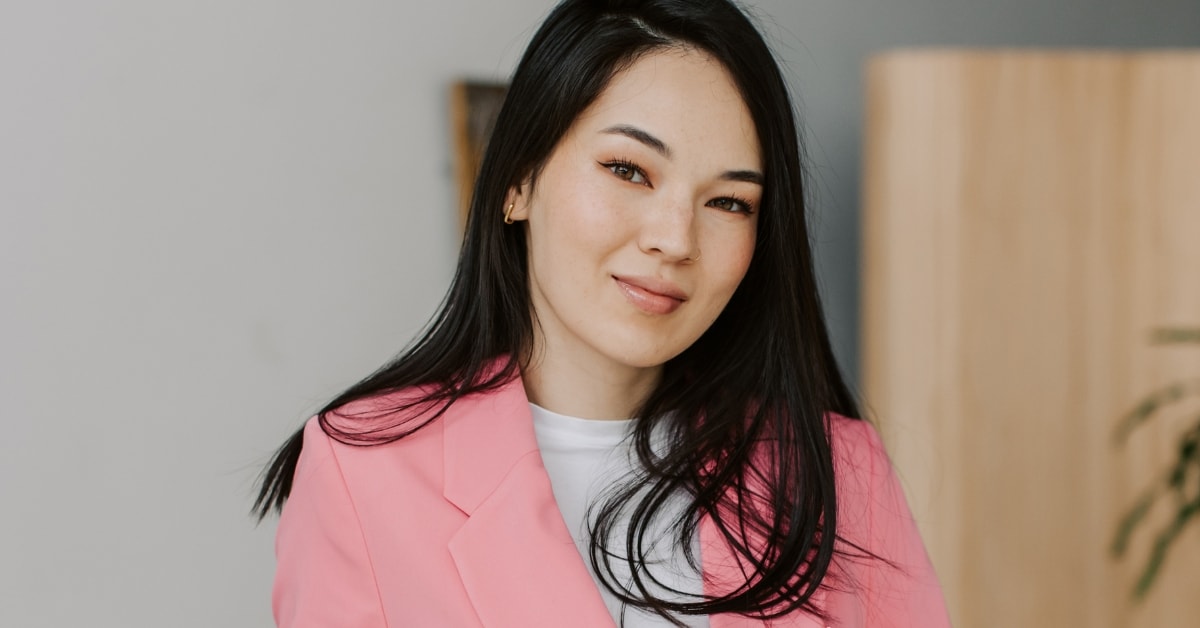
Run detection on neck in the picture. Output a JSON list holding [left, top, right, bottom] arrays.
[[520, 347, 660, 421]]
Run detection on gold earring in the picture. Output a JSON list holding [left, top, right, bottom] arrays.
[[504, 203, 516, 224]]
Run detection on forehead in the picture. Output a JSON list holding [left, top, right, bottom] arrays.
[[570, 47, 761, 167]]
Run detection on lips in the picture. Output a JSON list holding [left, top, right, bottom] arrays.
[[613, 275, 687, 315]]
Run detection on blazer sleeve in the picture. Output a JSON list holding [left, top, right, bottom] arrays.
[[838, 419, 952, 627], [273, 418, 389, 628]]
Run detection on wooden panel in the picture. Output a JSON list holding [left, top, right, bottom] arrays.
[[861, 51, 1200, 628]]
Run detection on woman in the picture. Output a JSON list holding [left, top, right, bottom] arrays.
[[256, 0, 950, 626]]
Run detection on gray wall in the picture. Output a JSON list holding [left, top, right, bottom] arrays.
[[1, 1, 1196, 626]]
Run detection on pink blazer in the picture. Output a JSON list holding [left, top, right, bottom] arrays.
[[273, 375, 951, 627]]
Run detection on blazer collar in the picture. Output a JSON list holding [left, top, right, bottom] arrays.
[[441, 372, 617, 626], [437, 368, 831, 627], [441, 372, 541, 514]]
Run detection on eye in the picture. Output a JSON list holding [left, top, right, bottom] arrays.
[[601, 159, 650, 186], [707, 196, 756, 215]]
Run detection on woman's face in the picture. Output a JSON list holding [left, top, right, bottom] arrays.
[[510, 47, 761, 378]]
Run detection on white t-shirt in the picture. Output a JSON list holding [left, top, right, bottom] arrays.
[[530, 403, 709, 628]]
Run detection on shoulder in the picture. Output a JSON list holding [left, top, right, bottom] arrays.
[[826, 414, 886, 465], [824, 414, 895, 538], [276, 389, 490, 626], [285, 387, 467, 561], [823, 414, 952, 626], [823, 413, 907, 541], [826, 414, 889, 495], [293, 376, 536, 506], [296, 388, 450, 492]]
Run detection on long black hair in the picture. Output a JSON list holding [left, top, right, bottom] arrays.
[[256, 0, 859, 622]]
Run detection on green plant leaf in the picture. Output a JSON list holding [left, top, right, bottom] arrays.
[[1114, 380, 1200, 443], [1167, 424, 1200, 494], [1151, 327, 1200, 345], [1134, 497, 1200, 600], [1112, 488, 1158, 557]]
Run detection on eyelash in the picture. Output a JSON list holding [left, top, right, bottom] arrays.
[[710, 194, 756, 215], [598, 158, 756, 215], [602, 158, 647, 185]]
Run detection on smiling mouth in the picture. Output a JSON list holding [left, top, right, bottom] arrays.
[[612, 276, 686, 315]]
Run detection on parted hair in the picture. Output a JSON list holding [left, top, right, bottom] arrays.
[[256, 0, 860, 623]]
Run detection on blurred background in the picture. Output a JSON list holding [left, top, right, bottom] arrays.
[[2, 1, 1198, 626]]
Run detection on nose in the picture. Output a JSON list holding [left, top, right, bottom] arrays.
[[637, 192, 700, 262]]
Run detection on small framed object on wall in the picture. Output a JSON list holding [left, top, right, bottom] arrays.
[[450, 81, 508, 231]]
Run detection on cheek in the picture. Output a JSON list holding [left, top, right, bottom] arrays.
[[710, 230, 757, 290], [527, 184, 621, 286], [734, 234, 756, 274], [538, 180, 628, 252], [570, 178, 626, 228]]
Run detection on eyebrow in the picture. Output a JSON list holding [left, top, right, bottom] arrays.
[[601, 124, 671, 158], [721, 169, 764, 185], [599, 123, 764, 186]]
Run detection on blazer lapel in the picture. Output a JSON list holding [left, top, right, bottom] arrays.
[[437, 371, 843, 627], [442, 375, 615, 627]]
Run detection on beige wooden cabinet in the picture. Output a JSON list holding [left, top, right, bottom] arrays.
[[861, 51, 1200, 628]]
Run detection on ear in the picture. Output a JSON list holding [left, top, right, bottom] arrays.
[[504, 183, 531, 223]]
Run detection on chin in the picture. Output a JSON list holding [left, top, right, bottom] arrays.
[[614, 355, 672, 370], [607, 344, 686, 370]]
